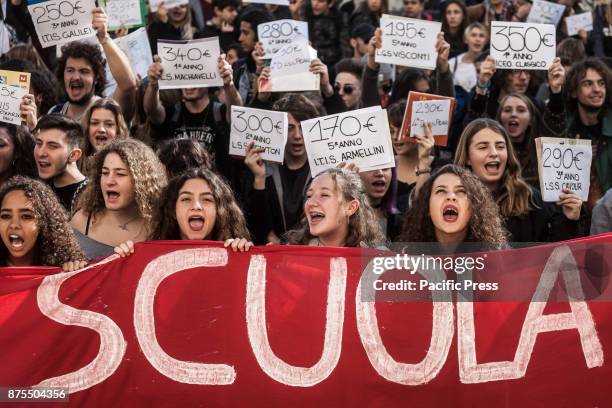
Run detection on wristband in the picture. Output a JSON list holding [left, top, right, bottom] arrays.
[[476, 79, 491, 89], [416, 166, 432, 176]]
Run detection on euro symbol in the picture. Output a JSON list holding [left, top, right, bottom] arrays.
[[542, 33, 554, 47], [573, 151, 584, 171], [362, 116, 377, 132], [273, 121, 282, 133]]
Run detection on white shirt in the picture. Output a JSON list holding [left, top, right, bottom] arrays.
[[449, 53, 478, 93]]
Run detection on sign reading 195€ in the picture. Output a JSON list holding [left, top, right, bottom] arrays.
[[28, 0, 96, 48], [490, 21, 556, 70], [158, 37, 223, 89], [375, 14, 441, 70]]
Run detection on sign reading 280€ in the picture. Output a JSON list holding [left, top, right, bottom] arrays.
[[490, 22, 556, 70]]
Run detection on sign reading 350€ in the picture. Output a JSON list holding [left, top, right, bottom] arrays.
[[28, 0, 96, 48], [490, 21, 556, 70]]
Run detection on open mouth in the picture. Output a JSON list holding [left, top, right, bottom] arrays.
[[8, 234, 25, 249], [69, 81, 84, 93], [507, 119, 520, 134], [95, 134, 109, 145], [371, 179, 387, 193], [37, 161, 51, 172], [308, 211, 325, 225], [106, 190, 120, 203], [188, 215, 204, 231], [442, 204, 459, 223], [484, 160, 501, 175]]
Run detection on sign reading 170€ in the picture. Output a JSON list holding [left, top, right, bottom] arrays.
[[490, 22, 556, 70]]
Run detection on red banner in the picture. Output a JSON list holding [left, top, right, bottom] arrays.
[[1, 235, 611, 407]]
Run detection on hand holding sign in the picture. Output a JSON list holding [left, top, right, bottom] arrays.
[[557, 189, 583, 221], [19, 94, 38, 130], [490, 22, 556, 70], [547, 57, 565, 94], [158, 37, 223, 89], [92, 7, 110, 42]]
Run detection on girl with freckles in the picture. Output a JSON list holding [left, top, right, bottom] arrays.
[[0, 176, 85, 271]]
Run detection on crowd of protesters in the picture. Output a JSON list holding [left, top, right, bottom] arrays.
[[0, 0, 611, 270]]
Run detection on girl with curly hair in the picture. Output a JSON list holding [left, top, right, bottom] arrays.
[[0, 176, 85, 270], [400, 165, 507, 246], [79, 98, 130, 176], [454, 118, 584, 242], [285, 168, 386, 248], [0, 124, 37, 188], [114, 167, 253, 256], [70, 139, 167, 259]]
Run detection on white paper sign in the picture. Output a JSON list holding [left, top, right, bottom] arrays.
[[242, 0, 289, 5], [28, 0, 97, 48], [536, 137, 592, 201], [270, 40, 311, 77], [490, 22, 556, 70], [148, 0, 188, 12], [0, 84, 27, 126], [158, 37, 223, 89], [229, 106, 288, 163], [106, 0, 142, 30], [301, 106, 396, 177], [566, 12, 594, 37], [409, 99, 451, 137], [260, 46, 319, 93], [258, 19, 308, 58], [115, 27, 153, 79], [375, 14, 441, 70], [527, 0, 566, 26]]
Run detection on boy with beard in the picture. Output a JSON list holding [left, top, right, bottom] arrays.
[[563, 58, 612, 207], [50, 7, 137, 122], [33, 114, 88, 213]]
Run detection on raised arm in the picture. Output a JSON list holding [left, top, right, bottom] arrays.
[[218, 54, 242, 121], [143, 56, 167, 125]]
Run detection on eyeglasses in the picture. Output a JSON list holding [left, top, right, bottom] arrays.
[[334, 84, 354, 95]]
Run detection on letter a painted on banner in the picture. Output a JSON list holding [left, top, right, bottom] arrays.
[[457, 245, 604, 383]]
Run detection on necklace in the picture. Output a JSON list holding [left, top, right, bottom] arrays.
[[118, 215, 140, 231]]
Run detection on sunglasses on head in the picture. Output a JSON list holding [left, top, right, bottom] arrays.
[[334, 84, 354, 95]]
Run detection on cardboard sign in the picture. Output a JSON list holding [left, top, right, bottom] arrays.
[[229, 106, 288, 163], [399, 92, 455, 146], [565, 12, 594, 37], [490, 22, 556, 70], [301, 106, 395, 176], [258, 19, 308, 58], [527, 0, 566, 26], [114, 27, 153, 79], [28, 0, 96, 48], [101, 0, 145, 30], [0, 70, 31, 90], [148, 0, 188, 13], [0, 84, 27, 125], [535, 137, 592, 201], [158, 37, 223, 89], [269, 39, 311, 77], [259, 46, 319, 93], [375, 14, 441, 70], [242, 0, 289, 5]]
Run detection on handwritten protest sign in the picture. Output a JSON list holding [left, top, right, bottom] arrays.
[[566, 12, 594, 37], [242, 0, 289, 5], [399, 92, 455, 146], [490, 22, 556, 70], [527, 0, 566, 26], [0, 84, 27, 126], [0, 70, 30, 90], [301, 106, 395, 176], [101, 0, 145, 31], [229, 106, 288, 163], [115, 27, 153, 78], [270, 39, 311, 77], [148, 0, 188, 12], [259, 46, 319, 92], [258, 19, 308, 58], [28, 0, 96, 48], [158, 37, 223, 89], [535, 137, 592, 201], [375, 14, 441, 70]]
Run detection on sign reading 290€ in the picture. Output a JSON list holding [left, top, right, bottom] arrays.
[[158, 37, 223, 89], [490, 22, 556, 70], [28, 0, 96, 48]]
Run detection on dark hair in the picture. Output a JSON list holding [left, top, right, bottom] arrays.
[[400, 164, 507, 244], [272, 93, 319, 122], [334, 58, 364, 80], [34, 113, 84, 148], [152, 167, 250, 241], [30, 69, 61, 114], [563, 57, 612, 112], [0, 124, 37, 181], [442, 0, 469, 38], [388, 68, 430, 105], [0, 176, 84, 266], [387, 99, 406, 128], [157, 139, 213, 178], [557, 38, 586, 63], [239, 7, 272, 40], [213, 0, 239, 9], [80, 98, 129, 157], [56, 41, 107, 97]]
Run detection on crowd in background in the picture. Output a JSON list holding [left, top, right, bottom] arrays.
[[0, 0, 611, 269]]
